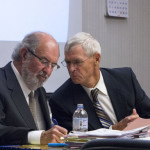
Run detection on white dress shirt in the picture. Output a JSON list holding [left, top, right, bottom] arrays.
[[11, 62, 46, 144], [82, 71, 117, 128]]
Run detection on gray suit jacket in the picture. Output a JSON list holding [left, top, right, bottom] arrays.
[[49, 67, 150, 132], [0, 62, 51, 145]]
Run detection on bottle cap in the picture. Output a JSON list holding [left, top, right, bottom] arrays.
[[77, 104, 83, 108]]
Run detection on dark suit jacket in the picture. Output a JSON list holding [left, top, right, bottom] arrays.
[[0, 62, 51, 145], [49, 67, 150, 132]]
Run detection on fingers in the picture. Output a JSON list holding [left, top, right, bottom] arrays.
[[112, 109, 139, 131], [51, 125, 68, 143], [53, 125, 68, 135], [127, 114, 139, 123], [132, 108, 137, 115], [127, 109, 139, 124], [40, 125, 68, 145], [132, 109, 139, 116], [112, 117, 130, 130]]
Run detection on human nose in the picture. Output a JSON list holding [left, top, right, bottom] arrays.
[[43, 65, 53, 76], [67, 63, 76, 72]]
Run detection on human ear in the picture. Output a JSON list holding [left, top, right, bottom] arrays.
[[94, 52, 101, 64], [20, 48, 28, 63]]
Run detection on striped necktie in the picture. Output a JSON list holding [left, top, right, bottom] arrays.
[[29, 91, 38, 128], [91, 88, 113, 128]]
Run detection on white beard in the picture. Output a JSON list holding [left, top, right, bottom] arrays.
[[21, 59, 48, 90]]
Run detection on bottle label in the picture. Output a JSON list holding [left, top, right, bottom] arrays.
[[73, 118, 88, 131]]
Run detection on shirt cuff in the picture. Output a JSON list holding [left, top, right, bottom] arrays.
[[28, 130, 44, 144]]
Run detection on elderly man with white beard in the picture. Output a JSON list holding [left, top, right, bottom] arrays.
[[0, 31, 67, 145]]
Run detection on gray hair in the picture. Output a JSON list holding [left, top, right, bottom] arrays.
[[11, 32, 41, 61], [64, 32, 101, 57]]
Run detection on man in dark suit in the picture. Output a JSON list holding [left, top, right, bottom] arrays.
[[49, 32, 150, 132], [0, 31, 67, 145]]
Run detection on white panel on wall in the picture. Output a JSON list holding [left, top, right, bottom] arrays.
[[0, 0, 69, 42]]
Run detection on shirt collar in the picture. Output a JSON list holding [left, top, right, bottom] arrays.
[[82, 71, 108, 98], [11, 62, 31, 99]]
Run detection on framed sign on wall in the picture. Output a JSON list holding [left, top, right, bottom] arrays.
[[106, 0, 128, 18]]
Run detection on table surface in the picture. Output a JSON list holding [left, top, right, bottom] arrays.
[[0, 144, 80, 150], [2, 137, 150, 150]]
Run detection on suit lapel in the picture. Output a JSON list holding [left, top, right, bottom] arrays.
[[5, 62, 37, 129], [72, 83, 103, 130], [101, 69, 128, 122]]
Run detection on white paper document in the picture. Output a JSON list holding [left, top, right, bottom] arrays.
[[68, 125, 150, 139]]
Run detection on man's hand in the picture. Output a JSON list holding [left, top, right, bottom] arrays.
[[112, 109, 139, 130], [40, 125, 67, 145]]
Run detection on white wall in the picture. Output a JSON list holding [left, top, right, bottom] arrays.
[[83, 0, 150, 97], [0, 0, 69, 42], [0, 0, 82, 93]]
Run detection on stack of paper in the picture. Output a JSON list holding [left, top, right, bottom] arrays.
[[63, 125, 150, 148], [67, 125, 150, 139]]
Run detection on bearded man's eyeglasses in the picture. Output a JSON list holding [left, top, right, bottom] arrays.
[[28, 49, 60, 71]]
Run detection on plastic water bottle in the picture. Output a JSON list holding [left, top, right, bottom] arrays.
[[73, 104, 88, 131]]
